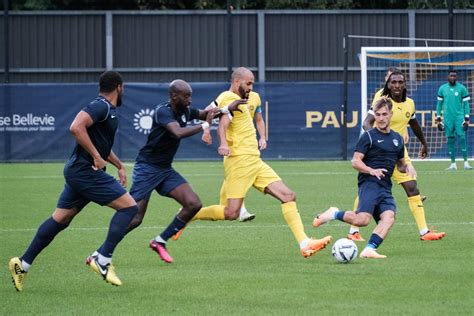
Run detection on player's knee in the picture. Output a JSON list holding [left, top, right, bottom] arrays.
[[403, 181, 420, 196], [382, 214, 395, 227], [184, 199, 202, 214], [281, 190, 296, 203], [353, 216, 370, 227]]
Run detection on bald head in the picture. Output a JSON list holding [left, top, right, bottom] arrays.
[[231, 67, 254, 82], [169, 79, 192, 110], [169, 79, 192, 95], [230, 67, 254, 99]]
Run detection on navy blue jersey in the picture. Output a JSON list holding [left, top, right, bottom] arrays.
[[355, 128, 405, 189], [69, 96, 118, 165], [136, 102, 200, 167]]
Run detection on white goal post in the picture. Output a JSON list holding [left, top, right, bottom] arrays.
[[359, 46, 474, 160]]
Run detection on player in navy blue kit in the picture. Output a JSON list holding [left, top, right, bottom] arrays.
[[9, 71, 138, 290], [89, 79, 219, 264], [313, 97, 417, 259]]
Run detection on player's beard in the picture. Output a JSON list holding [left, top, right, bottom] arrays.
[[116, 92, 123, 107], [238, 86, 249, 99]]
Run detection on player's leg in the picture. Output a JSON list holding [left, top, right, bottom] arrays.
[[445, 119, 458, 170], [78, 167, 137, 286], [149, 182, 202, 263], [399, 179, 445, 241], [360, 210, 395, 259], [455, 117, 472, 169], [259, 160, 331, 258], [126, 199, 149, 232], [314, 181, 376, 229], [194, 156, 253, 221], [347, 195, 365, 241], [9, 182, 85, 292], [219, 179, 255, 222]]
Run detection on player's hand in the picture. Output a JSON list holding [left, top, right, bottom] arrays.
[[405, 164, 417, 179], [92, 157, 107, 171], [117, 167, 127, 188], [206, 108, 219, 123], [436, 117, 445, 131], [418, 144, 428, 159], [369, 168, 387, 180], [202, 129, 212, 145], [226, 99, 247, 114], [462, 118, 469, 131], [258, 138, 267, 150], [437, 122, 445, 131], [218, 145, 231, 156]]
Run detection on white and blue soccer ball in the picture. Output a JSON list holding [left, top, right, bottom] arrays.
[[332, 238, 358, 263]]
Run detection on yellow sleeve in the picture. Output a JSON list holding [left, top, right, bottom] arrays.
[[216, 91, 240, 109], [371, 89, 384, 107]]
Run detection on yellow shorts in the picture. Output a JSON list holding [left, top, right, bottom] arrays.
[[223, 155, 281, 199], [392, 148, 416, 184]]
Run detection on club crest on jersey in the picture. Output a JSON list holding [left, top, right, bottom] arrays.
[[455, 92, 459, 96], [393, 139, 399, 146], [181, 114, 186, 123], [405, 112, 411, 118]]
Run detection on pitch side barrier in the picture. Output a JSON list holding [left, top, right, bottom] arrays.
[[0, 82, 470, 162]]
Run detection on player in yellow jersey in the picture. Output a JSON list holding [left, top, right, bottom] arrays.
[[345, 70, 445, 241], [201, 90, 266, 222], [177, 67, 331, 258]]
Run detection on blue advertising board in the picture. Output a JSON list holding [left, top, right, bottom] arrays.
[[0, 82, 469, 162]]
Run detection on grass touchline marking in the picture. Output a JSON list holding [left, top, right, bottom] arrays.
[[1, 222, 472, 232]]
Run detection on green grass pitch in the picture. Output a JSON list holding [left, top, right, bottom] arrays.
[[1, 161, 473, 314]]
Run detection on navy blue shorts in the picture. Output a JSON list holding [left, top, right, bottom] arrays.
[[57, 161, 127, 210], [357, 181, 396, 222], [129, 162, 187, 202]]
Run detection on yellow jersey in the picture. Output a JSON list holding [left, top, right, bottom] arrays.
[[371, 89, 415, 139], [215, 90, 261, 156]]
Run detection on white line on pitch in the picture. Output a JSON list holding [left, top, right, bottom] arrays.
[[0, 170, 470, 179], [0, 222, 472, 233]]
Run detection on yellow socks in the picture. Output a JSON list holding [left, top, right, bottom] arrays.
[[281, 202, 308, 244], [407, 195, 429, 235], [350, 195, 360, 233], [193, 205, 225, 221]]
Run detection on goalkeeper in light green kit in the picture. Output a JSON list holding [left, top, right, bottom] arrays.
[[436, 70, 472, 170]]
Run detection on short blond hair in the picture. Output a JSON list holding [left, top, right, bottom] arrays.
[[373, 97, 392, 112]]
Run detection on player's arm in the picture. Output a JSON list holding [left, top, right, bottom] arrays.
[[69, 111, 106, 170], [255, 112, 267, 150], [462, 87, 470, 131], [408, 117, 428, 159], [166, 111, 216, 139], [436, 87, 445, 131], [217, 114, 231, 156], [351, 151, 387, 180], [362, 110, 375, 131], [107, 150, 127, 187], [396, 157, 417, 178]]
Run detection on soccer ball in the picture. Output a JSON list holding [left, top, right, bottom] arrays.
[[332, 238, 358, 263]]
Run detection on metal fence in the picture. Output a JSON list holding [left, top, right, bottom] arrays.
[[1, 9, 473, 83]]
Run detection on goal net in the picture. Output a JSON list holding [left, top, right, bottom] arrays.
[[360, 46, 474, 160]]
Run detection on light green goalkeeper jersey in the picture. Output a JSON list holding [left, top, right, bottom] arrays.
[[436, 82, 470, 119]]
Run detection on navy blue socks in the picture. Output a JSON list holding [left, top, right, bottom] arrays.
[[160, 215, 186, 242], [99, 205, 138, 258], [21, 217, 68, 265]]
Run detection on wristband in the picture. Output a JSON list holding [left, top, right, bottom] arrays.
[[201, 122, 210, 130], [220, 106, 229, 114]]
